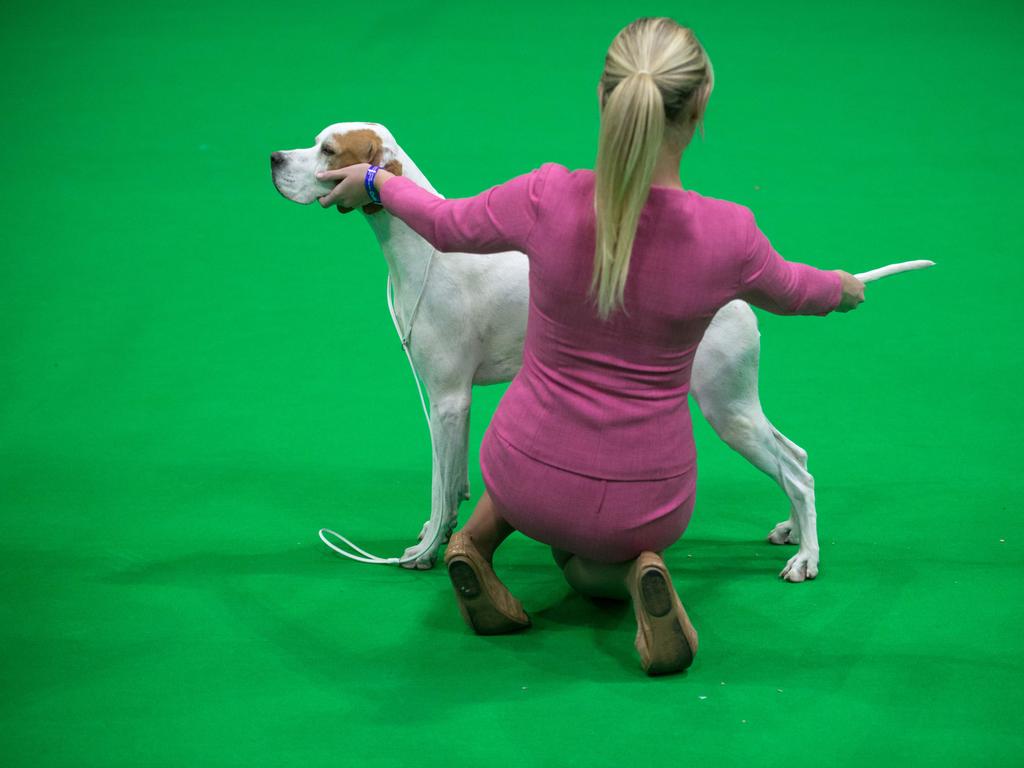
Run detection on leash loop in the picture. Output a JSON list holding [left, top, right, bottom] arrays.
[[318, 248, 441, 565]]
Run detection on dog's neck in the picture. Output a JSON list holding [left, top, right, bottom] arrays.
[[361, 141, 443, 307]]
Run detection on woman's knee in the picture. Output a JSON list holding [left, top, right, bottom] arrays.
[[551, 546, 574, 570], [561, 554, 632, 601]]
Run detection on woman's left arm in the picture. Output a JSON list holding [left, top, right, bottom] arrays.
[[316, 162, 552, 255]]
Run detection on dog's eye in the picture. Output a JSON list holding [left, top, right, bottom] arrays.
[[321, 145, 335, 155]]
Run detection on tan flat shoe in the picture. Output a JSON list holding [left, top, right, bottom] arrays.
[[626, 551, 698, 675], [444, 530, 531, 635]]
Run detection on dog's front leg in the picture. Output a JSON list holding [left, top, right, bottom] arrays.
[[400, 393, 472, 570]]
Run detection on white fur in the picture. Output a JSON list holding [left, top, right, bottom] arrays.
[[272, 122, 933, 580]]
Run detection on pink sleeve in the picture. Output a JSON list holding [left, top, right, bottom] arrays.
[[378, 163, 553, 254], [736, 208, 843, 316]]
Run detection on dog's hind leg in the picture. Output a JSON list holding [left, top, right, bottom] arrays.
[[691, 301, 820, 582], [400, 391, 472, 570]]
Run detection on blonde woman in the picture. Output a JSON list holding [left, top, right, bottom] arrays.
[[316, 16, 865, 675]]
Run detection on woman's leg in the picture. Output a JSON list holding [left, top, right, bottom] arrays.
[[446, 488, 530, 633], [458, 488, 516, 564], [559, 553, 636, 601], [559, 473, 695, 603]]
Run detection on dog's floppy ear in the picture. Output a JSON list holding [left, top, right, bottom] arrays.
[[328, 128, 384, 168], [362, 138, 404, 215], [360, 145, 404, 216], [328, 128, 400, 215]]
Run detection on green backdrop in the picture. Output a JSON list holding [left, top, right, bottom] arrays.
[[2, 0, 1021, 765]]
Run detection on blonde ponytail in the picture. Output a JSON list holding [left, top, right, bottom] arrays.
[[591, 17, 714, 320]]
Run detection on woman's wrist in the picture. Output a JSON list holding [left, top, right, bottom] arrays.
[[364, 165, 396, 205], [373, 168, 395, 193]]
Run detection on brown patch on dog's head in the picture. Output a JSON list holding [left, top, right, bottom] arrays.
[[325, 129, 382, 170], [325, 129, 404, 215]]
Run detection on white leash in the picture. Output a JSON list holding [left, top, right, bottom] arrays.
[[385, 250, 436, 429], [319, 249, 446, 565]]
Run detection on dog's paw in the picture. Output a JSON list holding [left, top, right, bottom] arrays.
[[768, 519, 801, 545], [416, 517, 458, 543], [400, 541, 439, 570], [779, 549, 819, 583], [402, 518, 458, 569]]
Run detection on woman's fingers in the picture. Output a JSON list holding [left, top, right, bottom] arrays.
[[315, 163, 371, 209], [318, 185, 347, 207], [316, 167, 350, 181]]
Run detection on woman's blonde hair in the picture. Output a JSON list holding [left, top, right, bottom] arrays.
[[591, 17, 714, 320]]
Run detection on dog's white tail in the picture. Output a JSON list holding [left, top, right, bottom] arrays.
[[854, 259, 935, 283]]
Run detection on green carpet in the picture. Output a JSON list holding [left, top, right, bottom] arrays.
[[2, 0, 1021, 765]]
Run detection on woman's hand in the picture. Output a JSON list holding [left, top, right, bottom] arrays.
[[833, 270, 865, 312], [315, 163, 393, 210]]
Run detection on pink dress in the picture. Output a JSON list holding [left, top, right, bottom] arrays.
[[380, 163, 842, 562]]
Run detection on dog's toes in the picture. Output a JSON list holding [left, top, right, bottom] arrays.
[[781, 565, 806, 583], [399, 553, 436, 570], [767, 520, 799, 545], [400, 540, 440, 570], [780, 551, 819, 583], [767, 527, 790, 545]]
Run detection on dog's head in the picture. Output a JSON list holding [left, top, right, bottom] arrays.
[[270, 122, 403, 214]]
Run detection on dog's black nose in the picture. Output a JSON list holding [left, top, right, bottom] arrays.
[[270, 151, 285, 166]]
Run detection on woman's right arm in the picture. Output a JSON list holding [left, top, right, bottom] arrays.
[[376, 164, 552, 255], [736, 208, 864, 315]]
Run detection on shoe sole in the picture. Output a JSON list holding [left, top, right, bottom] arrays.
[[637, 567, 694, 675], [448, 558, 531, 636]]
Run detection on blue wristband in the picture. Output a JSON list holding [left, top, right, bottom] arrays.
[[365, 165, 382, 204]]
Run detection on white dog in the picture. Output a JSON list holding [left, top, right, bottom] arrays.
[[271, 121, 932, 581]]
